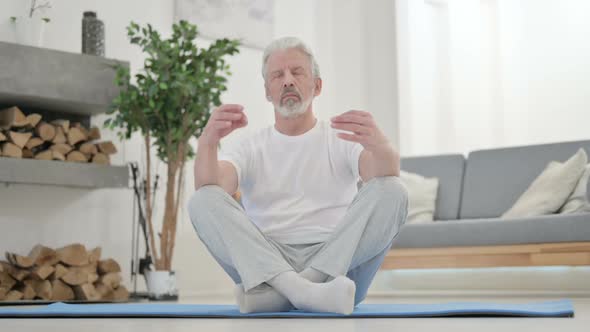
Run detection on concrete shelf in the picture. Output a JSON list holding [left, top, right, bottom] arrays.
[[0, 41, 128, 116], [0, 157, 129, 189]]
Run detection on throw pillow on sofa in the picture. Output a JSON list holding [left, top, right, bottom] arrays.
[[400, 170, 439, 223], [559, 163, 590, 214], [501, 148, 588, 219]]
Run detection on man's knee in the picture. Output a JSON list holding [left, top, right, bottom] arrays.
[[365, 176, 408, 214], [188, 185, 225, 224], [189, 184, 225, 207]]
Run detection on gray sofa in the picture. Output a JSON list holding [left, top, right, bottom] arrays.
[[392, 140, 590, 250]]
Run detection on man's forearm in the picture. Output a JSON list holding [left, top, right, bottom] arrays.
[[194, 142, 219, 189], [369, 145, 400, 178]]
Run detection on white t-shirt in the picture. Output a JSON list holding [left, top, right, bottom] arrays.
[[219, 120, 364, 244]]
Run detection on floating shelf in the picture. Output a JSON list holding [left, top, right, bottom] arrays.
[[0, 157, 129, 189], [0, 41, 128, 116]]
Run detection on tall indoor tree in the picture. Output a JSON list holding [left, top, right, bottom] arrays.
[[106, 20, 240, 271]]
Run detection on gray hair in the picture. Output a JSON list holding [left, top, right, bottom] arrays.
[[261, 37, 321, 80]]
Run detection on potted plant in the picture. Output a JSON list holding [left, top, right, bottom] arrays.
[[106, 20, 240, 299], [10, 0, 52, 47]]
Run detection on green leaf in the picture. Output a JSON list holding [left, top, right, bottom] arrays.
[[108, 20, 241, 164], [10, 16, 16, 23], [42, 17, 50, 23]]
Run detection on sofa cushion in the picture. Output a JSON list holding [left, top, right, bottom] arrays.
[[392, 213, 590, 248], [560, 164, 590, 214], [502, 148, 587, 218], [460, 140, 590, 219], [400, 170, 439, 223], [401, 154, 465, 220]]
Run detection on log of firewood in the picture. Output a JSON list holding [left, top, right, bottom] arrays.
[[57, 244, 88, 266], [66, 150, 88, 163], [25, 137, 44, 150], [50, 143, 73, 155], [97, 141, 117, 155], [73, 264, 99, 284], [70, 122, 90, 137], [6, 252, 34, 268], [0, 106, 27, 129], [67, 127, 87, 146], [35, 122, 56, 141], [1, 142, 23, 158], [51, 264, 68, 281], [26, 113, 42, 128], [0, 287, 8, 300], [91, 153, 110, 165], [22, 148, 33, 158], [97, 259, 121, 274], [88, 247, 101, 264], [4, 290, 23, 301], [32, 265, 55, 280], [29, 245, 60, 267], [95, 282, 114, 300], [79, 142, 98, 156], [34, 149, 52, 160], [7, 131, 32, 149], [52, 126, 67, 144], [88, 272, 99, 284], [16, 284, 36, 300], [0, 132, 6, 142], [88, 126, 101, 141], [24, 279, 52, 300], [52, 151, 66, 161], [0, 262, 29, 281], [73, 283, 101, 301], [0, 271, 17, 290], [113, 286, 129, 301], [60, 267, 88, 286], [51, 279, 75, 301], [51, 120, 70, 134], [98, 272, 122, 289]]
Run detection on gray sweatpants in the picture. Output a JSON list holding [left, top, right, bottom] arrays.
[[188, 176, 408, 305]]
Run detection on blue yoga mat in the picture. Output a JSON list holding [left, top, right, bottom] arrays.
[[0, 299, 573, 318]]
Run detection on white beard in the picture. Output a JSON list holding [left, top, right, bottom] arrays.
[[275, 95, 313, 119]]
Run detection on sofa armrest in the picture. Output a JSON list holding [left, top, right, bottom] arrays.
[[587, 176, 590, 202]]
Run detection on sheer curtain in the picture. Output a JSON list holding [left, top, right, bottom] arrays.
[[396, 0, 590, 157]]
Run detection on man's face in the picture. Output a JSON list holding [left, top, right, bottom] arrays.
[[264, 48, 321, 118]]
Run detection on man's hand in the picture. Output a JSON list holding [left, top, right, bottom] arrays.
[[331, 110, 400, 180], [200, 104, 248, 147], [330, 110, 389, 152]]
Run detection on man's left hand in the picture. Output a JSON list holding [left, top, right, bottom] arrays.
[[330, 110, 390, 152]]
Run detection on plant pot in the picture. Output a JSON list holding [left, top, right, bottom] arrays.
[[12, 16, 47, 47], [144, 270, 179, 301]]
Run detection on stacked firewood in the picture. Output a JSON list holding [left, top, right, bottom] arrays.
[[0, 106, 117, 165], [0, 244, 129, 302]]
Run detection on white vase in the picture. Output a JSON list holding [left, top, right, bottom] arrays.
[[13, 16, 46, 47], [144, 270, 179, 301]]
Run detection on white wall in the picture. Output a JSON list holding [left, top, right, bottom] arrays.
[[0, 0, 400, 297]]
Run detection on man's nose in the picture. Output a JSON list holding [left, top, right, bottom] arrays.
[[282, 72, 295, 87]]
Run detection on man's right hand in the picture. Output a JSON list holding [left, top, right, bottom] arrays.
[[199, 104, 248, 147]]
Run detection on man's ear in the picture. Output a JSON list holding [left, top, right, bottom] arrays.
[[265, 83, 272, 101], [314, 77, 323, 97]]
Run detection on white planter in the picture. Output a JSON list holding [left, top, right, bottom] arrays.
[[12, 16, 47, 47], [144, 270, 179, 300]]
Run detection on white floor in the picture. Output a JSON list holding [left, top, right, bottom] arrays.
[[1, 295, 588, 332]]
